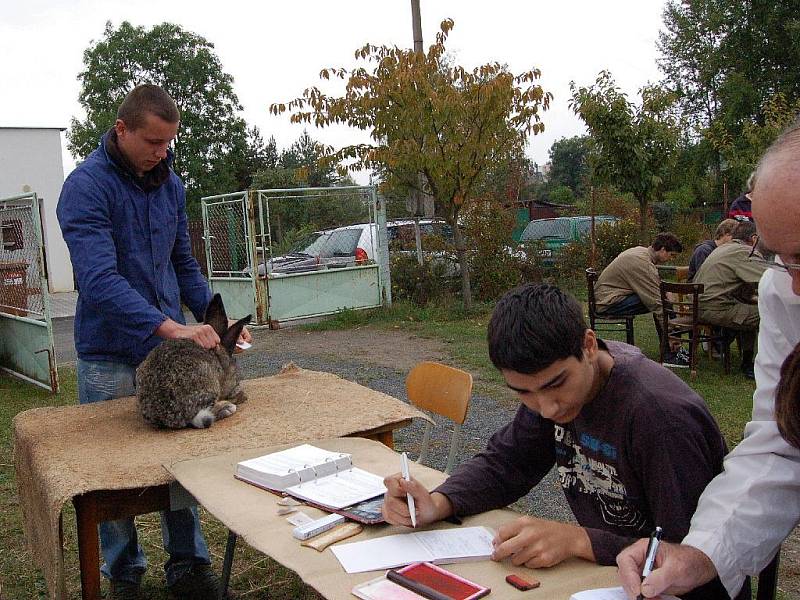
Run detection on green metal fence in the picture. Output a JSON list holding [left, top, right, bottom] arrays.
[[201, 186, 390, 327], [0, 193, 58, 392]]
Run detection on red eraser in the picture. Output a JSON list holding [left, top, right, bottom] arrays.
[[505, 574, 540, 591]]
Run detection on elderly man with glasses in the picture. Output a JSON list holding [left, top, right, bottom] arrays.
[[693, 221, 767, 379]]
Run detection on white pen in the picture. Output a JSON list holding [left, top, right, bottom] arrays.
[[400, 451, 417, 528]]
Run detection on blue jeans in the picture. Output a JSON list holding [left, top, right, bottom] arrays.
[[599, 294, 650, 316], [77, 359, 211, 585]]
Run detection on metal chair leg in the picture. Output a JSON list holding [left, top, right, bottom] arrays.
[[626, 318, 635, 345], [220, 529, 237, 599]]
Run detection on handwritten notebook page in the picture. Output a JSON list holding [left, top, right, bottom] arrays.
[[331, 526, 495, 573]]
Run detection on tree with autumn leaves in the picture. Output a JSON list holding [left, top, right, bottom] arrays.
[[271, 19, 551, 309]]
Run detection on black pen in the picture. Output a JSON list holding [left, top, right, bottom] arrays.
[[637, 526, 663, 600]]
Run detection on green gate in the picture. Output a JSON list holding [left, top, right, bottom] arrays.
[[201, 186, 390, 327], [0, 193, 58, 392]]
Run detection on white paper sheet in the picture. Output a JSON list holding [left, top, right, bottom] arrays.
[[331, 526, 495, 573], [570, 586, 679, 600]]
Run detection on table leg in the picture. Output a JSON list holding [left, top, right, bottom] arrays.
[[73, 494, 102, 600], [374, 430, 394, 449]]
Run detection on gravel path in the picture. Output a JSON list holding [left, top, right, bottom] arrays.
[[236, 348, 575, 524]]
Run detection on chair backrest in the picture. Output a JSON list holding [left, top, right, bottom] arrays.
[[405, 361, 472, 473], [659, 281, 703, 322]]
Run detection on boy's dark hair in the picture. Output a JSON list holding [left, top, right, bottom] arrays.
[[488, 283, 587, 374], [117, 84, 180, 131], [651, 232, 683, 253], [732, 221, 757, 241]]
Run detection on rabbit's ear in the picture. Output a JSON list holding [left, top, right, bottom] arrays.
[[204, 294, 229, 338], [220, 315, 252, 355]]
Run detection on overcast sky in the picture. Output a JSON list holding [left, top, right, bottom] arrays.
[[1, 0, 667, 185]]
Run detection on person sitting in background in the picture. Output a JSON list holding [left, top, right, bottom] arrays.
[[693, 221, 767, 379], [728, 172, 755, 222], [687, 219, 738, 282], [593, 232, 686, 366], [382, 283, 737, 600]]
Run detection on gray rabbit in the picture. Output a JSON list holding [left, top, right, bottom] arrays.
[[136, 294, 251, 429]]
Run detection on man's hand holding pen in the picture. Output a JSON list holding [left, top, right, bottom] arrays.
[[381, 473, 454, 527], [617, 534, 718, 599]]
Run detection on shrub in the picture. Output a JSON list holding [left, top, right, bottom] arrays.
[[553, 217, 644, 286], [390, 253, 450, 306], [462, 198, 546, 302]]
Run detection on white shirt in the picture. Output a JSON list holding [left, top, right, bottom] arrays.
[[683, 269, 800, 596]]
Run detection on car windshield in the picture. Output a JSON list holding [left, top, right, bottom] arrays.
[[291, 228, 362, 258]]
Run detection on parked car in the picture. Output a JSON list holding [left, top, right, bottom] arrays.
[[519, 215, 620, 265], [248, 219, 454, 277]]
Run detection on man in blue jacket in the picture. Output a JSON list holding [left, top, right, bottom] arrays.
[[57, 84, 246, 599]]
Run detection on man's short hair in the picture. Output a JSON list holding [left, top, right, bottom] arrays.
[[651, 232, 683, 253], [117, 84, 180, 131], [732, 221, 757, 241], [488, 283, 586, 374], [714, 218, 739, 240]]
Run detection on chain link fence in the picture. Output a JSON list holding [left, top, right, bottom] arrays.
[[202, 192, 251, 278], [0, 194, 45, 319]]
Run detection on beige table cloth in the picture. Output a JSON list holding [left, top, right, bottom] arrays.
[[13, 365, 428, 600], [167, 437, 618, 600]]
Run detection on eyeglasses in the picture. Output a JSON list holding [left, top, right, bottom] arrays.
[[748, 235, 800, 274]]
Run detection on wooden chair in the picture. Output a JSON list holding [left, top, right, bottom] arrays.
[[586, 268, 636, 345], [658, 280, 732, 377], [406, 361, 472, 474]]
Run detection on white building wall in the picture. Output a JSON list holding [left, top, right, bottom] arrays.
[[0, 128, 73, 292]]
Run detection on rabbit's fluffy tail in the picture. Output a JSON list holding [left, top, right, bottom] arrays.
[[191, 407, 216, 429]]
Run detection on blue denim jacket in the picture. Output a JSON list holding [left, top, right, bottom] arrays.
[[57, 132, 211, 366]]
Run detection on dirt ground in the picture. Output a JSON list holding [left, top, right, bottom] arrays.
[[249, 325, 450, 372]]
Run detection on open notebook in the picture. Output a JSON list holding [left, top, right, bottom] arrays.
[[234, 444, 387, 522]]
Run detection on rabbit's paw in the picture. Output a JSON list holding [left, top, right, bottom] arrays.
[[211, 400, 238, 421]]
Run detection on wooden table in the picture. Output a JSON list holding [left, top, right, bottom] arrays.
[[13, 368, 426, 600], [167, 438, 619, 600], [71, 423, 408, 600]]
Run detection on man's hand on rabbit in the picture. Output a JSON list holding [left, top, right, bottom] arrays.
[[156, 319, 220, 349], [230, 319, 252, 351]]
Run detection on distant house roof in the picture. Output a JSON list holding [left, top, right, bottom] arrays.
[[528, 199, 574, 209]]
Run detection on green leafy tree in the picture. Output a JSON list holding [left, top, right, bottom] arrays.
[[270, 19, 550, 309], [547, 135, 591, 197], [658, 0, 800, 195], [570, 72, 681, 241], [68, 21, 252, 210]]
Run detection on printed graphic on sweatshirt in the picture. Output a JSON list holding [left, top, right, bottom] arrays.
[[554, 424, 647, 532]]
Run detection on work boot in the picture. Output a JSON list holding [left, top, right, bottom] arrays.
[[109, 579, 141, 600], [168, 563, 223, 600]]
